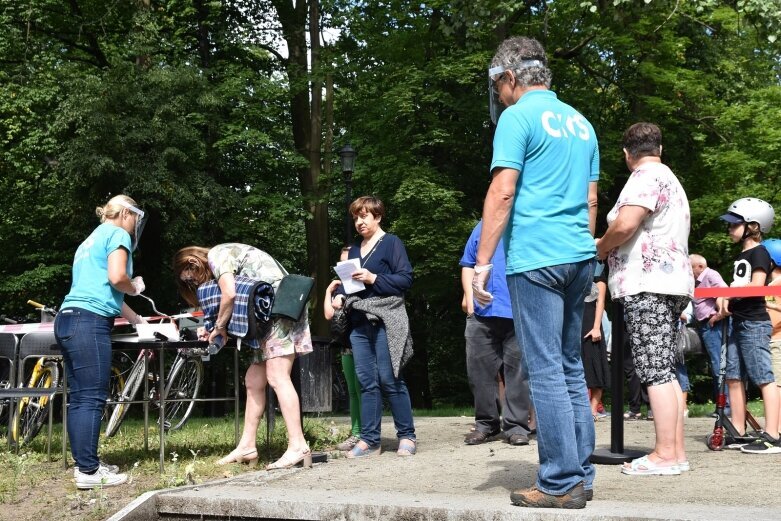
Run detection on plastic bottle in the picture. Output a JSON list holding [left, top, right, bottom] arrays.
[[208, 334, 224, 355]]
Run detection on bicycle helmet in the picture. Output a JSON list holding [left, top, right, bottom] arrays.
[[763, 238, 781, 267], [720, 198, 775, 234]]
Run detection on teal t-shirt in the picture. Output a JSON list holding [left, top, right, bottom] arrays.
[[490, 90, 599, 274], [61, 223, 133, 317]]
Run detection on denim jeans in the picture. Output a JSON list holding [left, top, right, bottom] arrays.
[[726, 319, 774, 385], [54, 307, 114, 473], [507, 259, 595, 495], [699, 319, 730, 405], [465, 315, 530, 435], [675, 361, 690, 392], [350, 315, 415, 447]]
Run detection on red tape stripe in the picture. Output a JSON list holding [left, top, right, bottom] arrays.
[[694, 286, 781, 298], [0, 310, 203, 334]]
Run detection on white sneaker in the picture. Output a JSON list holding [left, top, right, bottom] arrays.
[[73, 462, 120, 477], [74, 467, 128, 489]]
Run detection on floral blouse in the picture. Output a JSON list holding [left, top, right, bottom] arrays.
[[606, 162, 694, 300], [207, 243, 312, 359]]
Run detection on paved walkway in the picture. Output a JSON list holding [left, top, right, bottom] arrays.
[[112, 416, 781, 520]]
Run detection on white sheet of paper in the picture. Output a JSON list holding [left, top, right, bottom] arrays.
[[335, 258, 365, 294]]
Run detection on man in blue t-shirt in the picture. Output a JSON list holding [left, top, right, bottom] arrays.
[[460, 221, 532, 446], [473, 37, 599, 509]]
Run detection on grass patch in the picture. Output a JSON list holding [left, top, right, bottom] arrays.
[[0, 414, 347, 520], [413, 406, 474, 417]]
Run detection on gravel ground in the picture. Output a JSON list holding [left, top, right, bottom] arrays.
[[149, 415, 781, 521]]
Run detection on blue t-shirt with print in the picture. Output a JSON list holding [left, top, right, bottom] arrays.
[[459, 220, 513, 319], [61, 223, 133, 317], [491, 89, 599, 274]]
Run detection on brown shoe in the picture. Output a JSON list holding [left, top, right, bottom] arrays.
[[464, 430, 497, 445], [510, 482, 586, 509], [507, 433, 529, 446]]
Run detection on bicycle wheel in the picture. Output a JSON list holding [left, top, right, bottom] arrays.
[[102, 351, 133, 421], [162, 355, 203, 431], [105, 358, 145, 437], [0, 379, 10, 427], [11, 360, 59, 445]]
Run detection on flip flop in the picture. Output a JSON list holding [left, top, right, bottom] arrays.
[[621, 455, 680, 476]]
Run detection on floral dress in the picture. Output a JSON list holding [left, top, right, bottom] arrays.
[[208, 243, 312, 361]]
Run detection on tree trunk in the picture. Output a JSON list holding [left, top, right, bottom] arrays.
[[274, 0, 330, 337]]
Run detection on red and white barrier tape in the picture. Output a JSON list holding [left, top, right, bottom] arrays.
[[694, 286, 781, 299], [0, 310, 203, 334]]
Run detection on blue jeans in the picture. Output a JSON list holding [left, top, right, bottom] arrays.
[[675, 362, 689, 392], [507, 260, 595, 495], [350, 316, 415, 447], [699, 319, 730, 405], [726, 319, 774, 385], [54, 307, 114, 473]]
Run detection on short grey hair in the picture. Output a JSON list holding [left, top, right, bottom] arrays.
[[491, 37, 552, 89]]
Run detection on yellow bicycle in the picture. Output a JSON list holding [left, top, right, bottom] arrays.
[[10, 301, 131, 445]]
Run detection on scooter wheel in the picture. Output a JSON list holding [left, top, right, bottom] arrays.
[[706, 432, 725, 451]]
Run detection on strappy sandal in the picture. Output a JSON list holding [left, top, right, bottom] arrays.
[[397, 438, 417, 457], [266, 447, 312, 471], [621, 455, 680, 476]]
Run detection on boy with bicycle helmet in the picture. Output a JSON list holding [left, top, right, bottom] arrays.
[[762, 238, 781, 439], [718, 197, 780, 454]]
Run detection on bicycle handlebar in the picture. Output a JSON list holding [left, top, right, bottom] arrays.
[[27, 299, 57, 317]]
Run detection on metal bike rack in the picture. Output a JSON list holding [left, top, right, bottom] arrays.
[[111, 336, 240, 472]]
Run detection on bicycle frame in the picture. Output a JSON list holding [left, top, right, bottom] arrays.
[[18, 357, 55, 410]]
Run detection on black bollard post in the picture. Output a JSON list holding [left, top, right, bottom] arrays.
[[590, 300, 646, 464]]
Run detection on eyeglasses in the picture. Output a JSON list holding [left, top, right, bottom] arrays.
[[491, 72, 507, 95]]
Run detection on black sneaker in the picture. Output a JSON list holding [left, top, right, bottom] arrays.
[[740, 432, 781, 454]]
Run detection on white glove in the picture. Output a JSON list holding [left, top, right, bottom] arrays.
[[471, 264, 494, 306], [130, 276, 145, 296]]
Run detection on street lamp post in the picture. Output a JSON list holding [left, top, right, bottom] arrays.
[[338, 144, 356, 246]]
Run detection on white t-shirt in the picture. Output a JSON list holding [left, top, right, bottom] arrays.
[[606, 161, 694, 299]]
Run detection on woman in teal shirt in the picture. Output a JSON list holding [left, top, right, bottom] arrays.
[[55, 194, 147, 489]]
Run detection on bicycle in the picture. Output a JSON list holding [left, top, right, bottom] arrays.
[[0, 314, 17, 427], [9, 301, 131, 445], [104, 315, 205, 437], [9, 301, 61, 445]]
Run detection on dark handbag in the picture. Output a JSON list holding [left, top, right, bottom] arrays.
[[270, 274, 315, 321], [677, 325, 703, 359], [330, 307, 351, 346]]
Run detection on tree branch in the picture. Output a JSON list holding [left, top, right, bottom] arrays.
[[553, 35, 596, 60], [654, 0, 680, 34], [256, 42, 286, 64], [66, 0, 109, 68]]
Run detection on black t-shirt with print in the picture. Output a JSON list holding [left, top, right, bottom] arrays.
[[730, 245, 771, 321]]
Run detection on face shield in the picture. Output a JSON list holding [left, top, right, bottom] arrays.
[[117, 200, 147, 251], [487, 60, 545, 125]]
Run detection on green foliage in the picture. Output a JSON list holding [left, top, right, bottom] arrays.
[[2, 0, 781, 405]]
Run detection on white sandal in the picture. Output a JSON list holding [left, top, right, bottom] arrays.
[[621, 455, 680, 476]]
